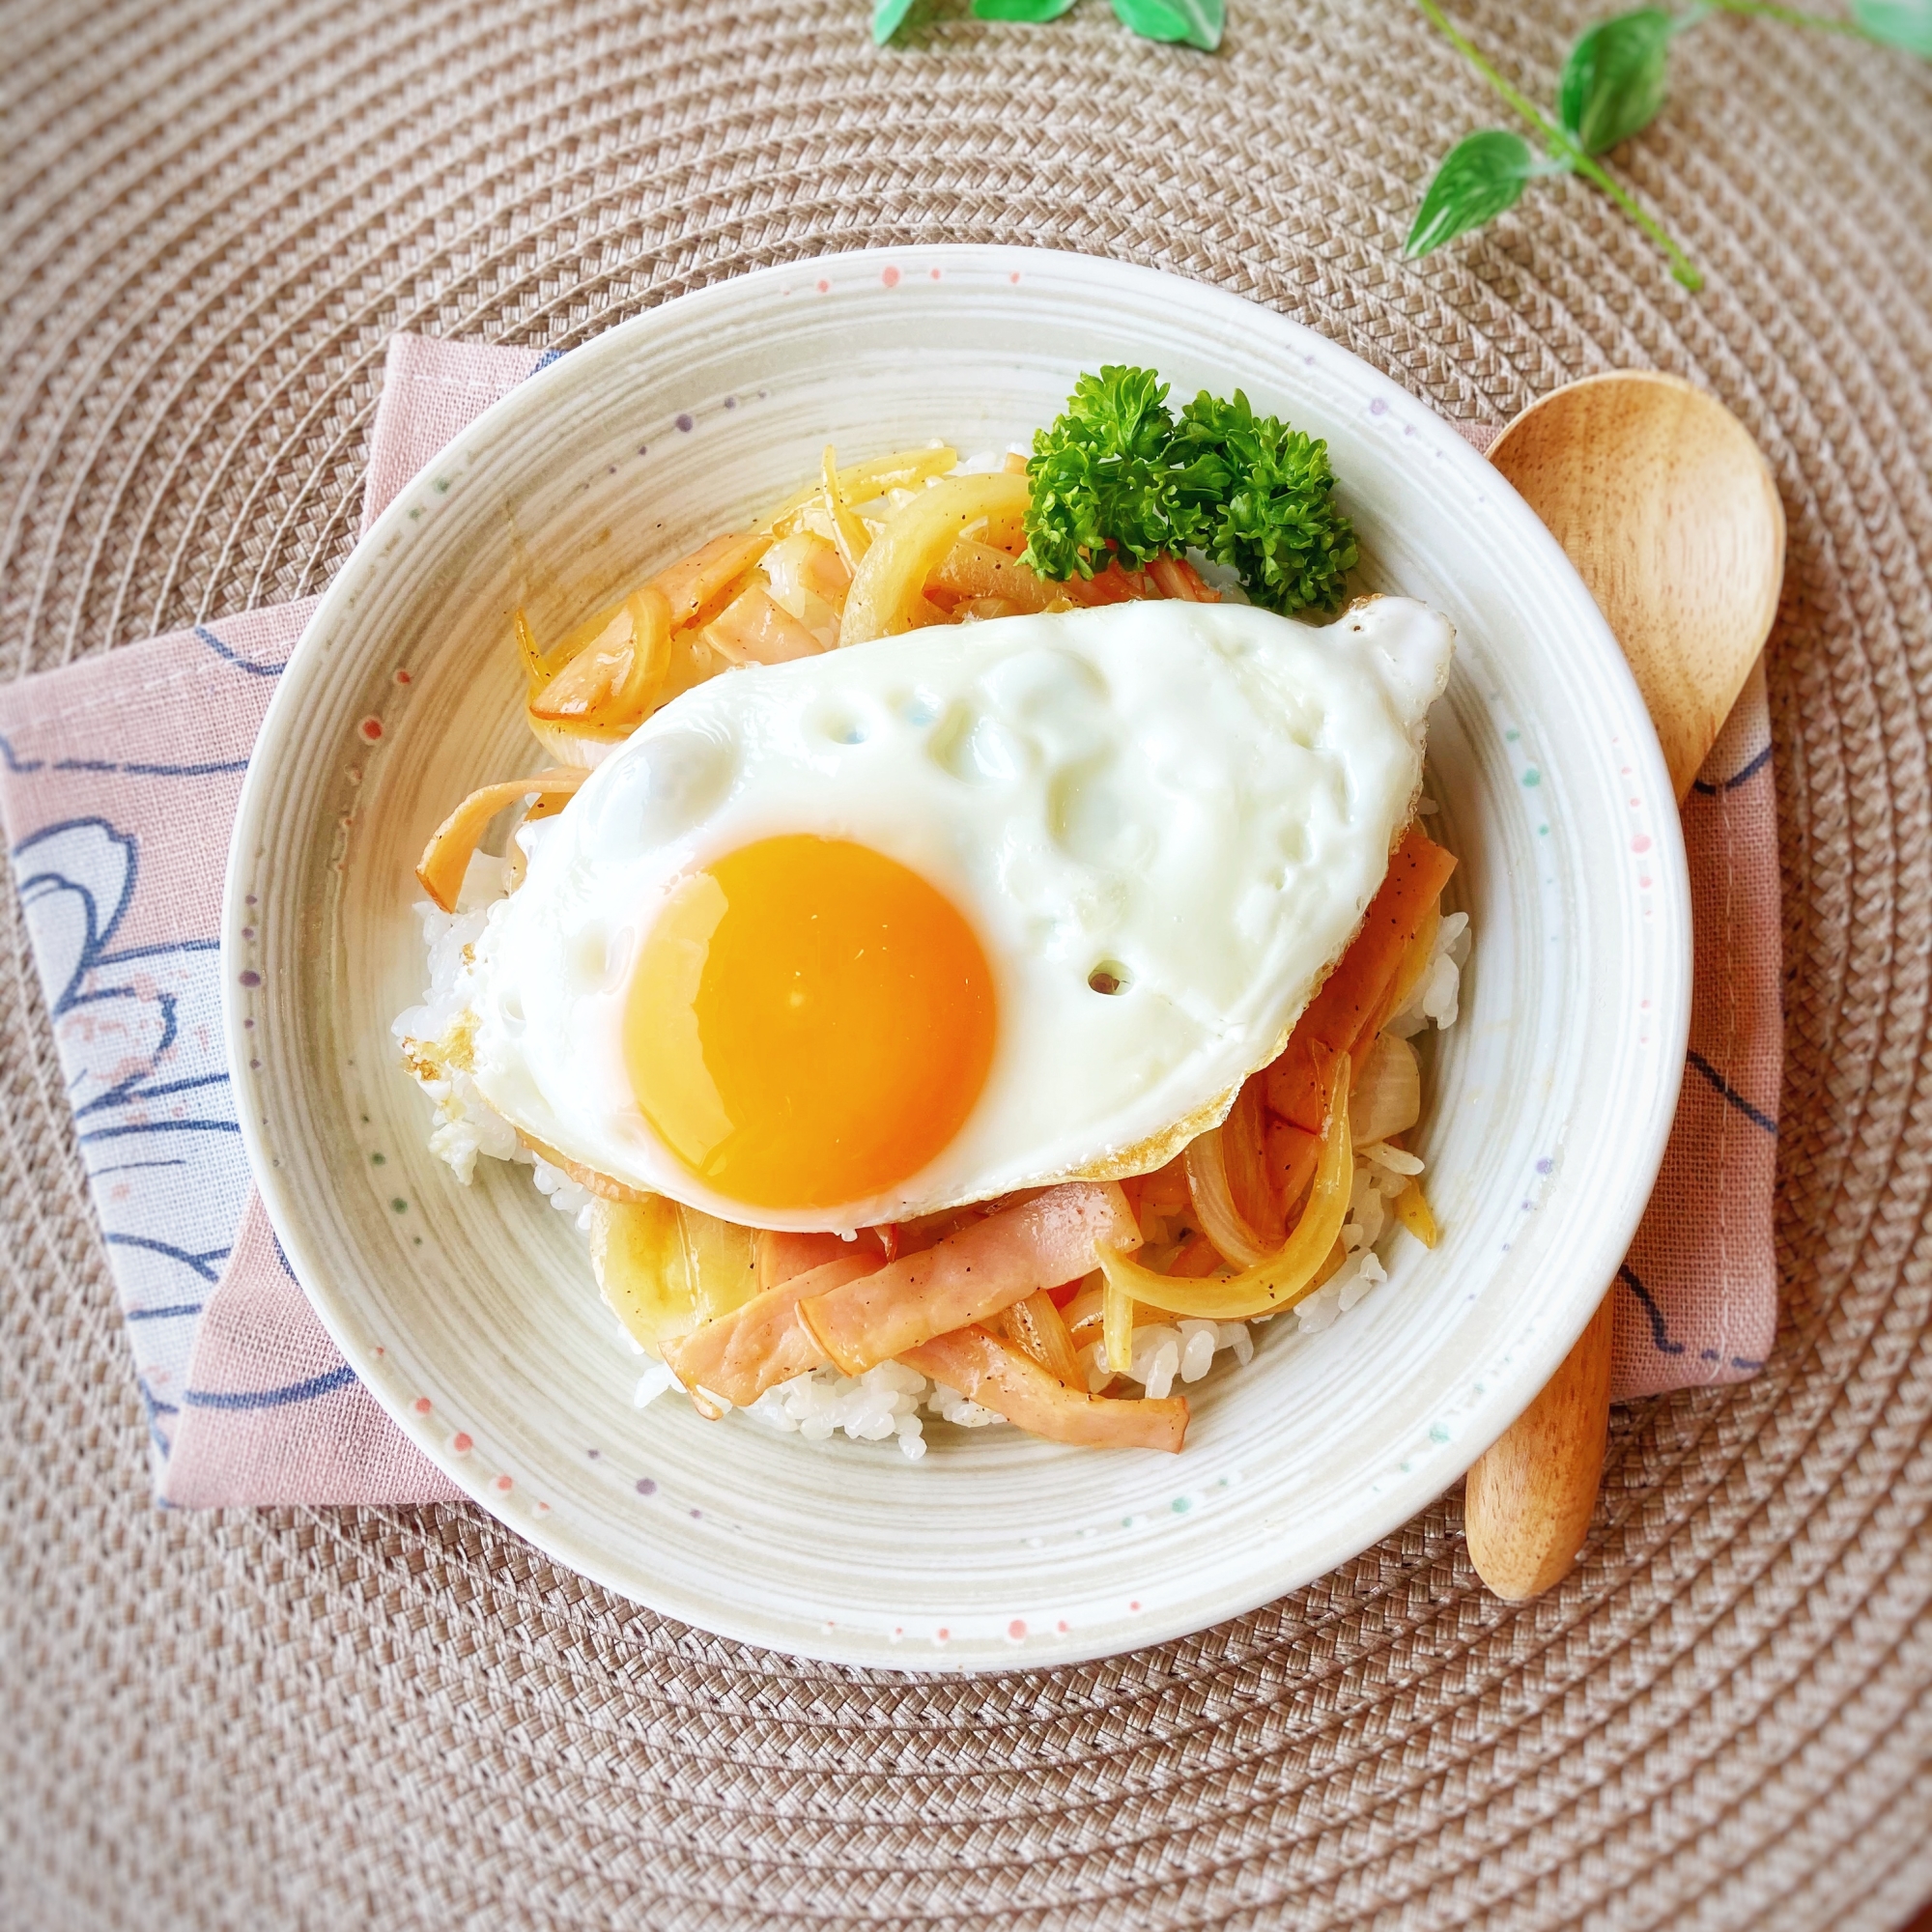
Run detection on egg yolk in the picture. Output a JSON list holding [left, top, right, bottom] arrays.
[[623, 836, 996, 1210]]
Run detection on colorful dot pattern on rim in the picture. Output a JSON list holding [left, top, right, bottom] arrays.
[[222, 246, 1690, 1669]]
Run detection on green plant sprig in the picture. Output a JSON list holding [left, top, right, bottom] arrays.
[[874, 0, 1224, 52], [1407, 0, 1930, 286]]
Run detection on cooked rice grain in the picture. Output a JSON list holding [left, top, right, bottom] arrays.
[[394, 819, 1471, 1449]]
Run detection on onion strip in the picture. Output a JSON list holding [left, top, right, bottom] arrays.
[[900, 1327, 1187, 1454], [760, 445, 959, 531], [930, 538, 1058, 611], [1182, 1123, 1272, 1267], [838, 472, 1031, 646], [999, 1290, 1084, 1388], [515, 609, 552, 695], [1102, 1271, 1137, 1374], [820, 444, 872, 576], [1062, 1277, 1166, 1339], [414, 768, 587, 912], [1099, 1057, 1353, 1322], [1394, 1177, 1438, 1248]]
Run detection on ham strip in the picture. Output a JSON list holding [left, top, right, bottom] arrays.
[[1264, 826, 1458, 1131], [797, 1182, 1140, 1377], [754, 1229, 864, 1292], [902, 1327, 1187, 1454], [661, 1253, 872, 1408]]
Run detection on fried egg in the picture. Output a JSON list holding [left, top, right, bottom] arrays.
[[465, 596, 1454, 1231]]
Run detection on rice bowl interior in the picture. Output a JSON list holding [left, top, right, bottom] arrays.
[[225, 248, 1689, 1668]]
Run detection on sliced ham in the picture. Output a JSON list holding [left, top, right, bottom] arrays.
[[659, 1252, 874, 1409], [704, 583, 823, 666], [796, 1181, 1140, 1377], [1264, 825, 1457, 1130], [652, 530, 773, 627], [754, 1229, 865, 1293], [902, 1327, 1187, 1454]]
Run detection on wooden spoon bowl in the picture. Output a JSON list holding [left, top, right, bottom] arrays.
[[1486, 371, 1784, 800], [1463, 370, 1785, 1601]]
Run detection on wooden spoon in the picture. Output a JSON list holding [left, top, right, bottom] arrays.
[[1462, 370, 1785, 1602]]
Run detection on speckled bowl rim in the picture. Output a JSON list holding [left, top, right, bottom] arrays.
[[225, 246, 1690, 1669]]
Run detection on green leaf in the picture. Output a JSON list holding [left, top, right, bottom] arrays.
[[1405, 130, 1539, 259], [1853, 0, 1932, 53], [1558, 8, 1676, 154], [974, 0, 1080, 16], [1108, 0, 1224, 52], [872, 0, 919, 43]]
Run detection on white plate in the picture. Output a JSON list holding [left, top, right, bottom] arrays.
[[225, 246, 1689, 1670]]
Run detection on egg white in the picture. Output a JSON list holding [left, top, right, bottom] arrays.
[[462, 596, 1454, 1231]]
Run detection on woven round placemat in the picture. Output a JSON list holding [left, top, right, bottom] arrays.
[[4, 1, 1930, 1926]]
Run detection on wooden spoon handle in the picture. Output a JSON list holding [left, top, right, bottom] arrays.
[[1463, 1292, 1615, 1600], [1466, 375, 1783, 1603]]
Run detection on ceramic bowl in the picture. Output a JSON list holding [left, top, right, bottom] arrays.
[[225, 246, 1690, 1670]]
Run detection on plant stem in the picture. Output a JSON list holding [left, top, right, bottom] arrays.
[[1410, 0, 1706, 291], [1708, 0, 1868, 35]]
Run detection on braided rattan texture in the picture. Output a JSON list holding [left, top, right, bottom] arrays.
[[3, 2, 1930, 1927]]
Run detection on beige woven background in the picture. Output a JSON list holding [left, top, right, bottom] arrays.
[[4, 1, 1930, 1926]]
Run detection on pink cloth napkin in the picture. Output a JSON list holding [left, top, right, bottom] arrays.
[[0, 336, 547, 1505], [0, 341, 1779, 1507], [1454, 418, 1779, 1396]]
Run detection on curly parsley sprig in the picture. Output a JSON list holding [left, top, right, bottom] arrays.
[[1021, 367, 1179, 580], [1408, 0, 1929, 287], [1018, 367, 1359, 616], [1170, 392, 1360, 617]]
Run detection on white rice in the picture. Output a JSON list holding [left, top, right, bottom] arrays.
[[394, 795, 1470, 1455], [747, 1361, 940, 1462], [391, 841, 595, 1229]]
